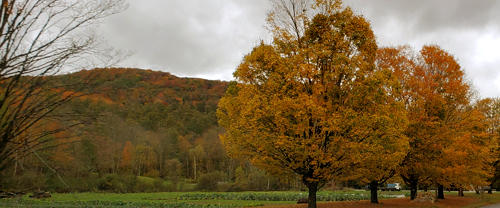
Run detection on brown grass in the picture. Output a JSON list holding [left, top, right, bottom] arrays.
[[264, 196, 479, 208]]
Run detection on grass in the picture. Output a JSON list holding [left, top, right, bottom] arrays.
[[0, 192, 276, 207], [0, 191, 401, 207], [0, 191, 496, 208], [136, 176, 157, 185]]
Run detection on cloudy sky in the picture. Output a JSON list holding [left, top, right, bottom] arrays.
[[98, 0, 500, 98]]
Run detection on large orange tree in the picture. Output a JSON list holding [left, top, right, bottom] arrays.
[[377, 45, 489, 199], [473, 98, 500, 193], [217, 1, 407, 207], [442, 106, 495, 197]]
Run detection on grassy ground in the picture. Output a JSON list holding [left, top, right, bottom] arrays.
[[0, 192, 281, 207], [461, 192, 500, 208], [0, 191, 497, 208], [0, 191, 401, 208]]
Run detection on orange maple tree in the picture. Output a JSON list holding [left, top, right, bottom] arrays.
[[472, 98, 500, 193], [377, 45, 493, 199], [218, 0, 406, 207], [120, 141, 134, 171]]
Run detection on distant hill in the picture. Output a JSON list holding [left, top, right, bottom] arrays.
[[56, 68, 228, 133], [1, 68, 235, 190]]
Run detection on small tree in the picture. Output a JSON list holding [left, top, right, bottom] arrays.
[[0, 0, 125, 170], [120, 141, 133, 172]]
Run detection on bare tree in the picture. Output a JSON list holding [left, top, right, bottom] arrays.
[[266, 0, 341, 43], [0, 0, 126, 170], [267, 0, 310, 41]]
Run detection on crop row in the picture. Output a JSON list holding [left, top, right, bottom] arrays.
[[178, 192, 373, 201]]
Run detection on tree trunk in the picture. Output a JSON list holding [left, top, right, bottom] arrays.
[[410, 180, 418, 200], [193, 156, 197, 180], [370, 180, 379, 203], [267, 178, 270, 190], [13, 159, 17, 176], [458, 188, 464, 197], [186, 154, 189, 178], [437, 184, 445, 199], [305, 181, 318, 208]]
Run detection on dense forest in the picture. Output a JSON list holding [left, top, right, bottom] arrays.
[[0, 68, 301, 193]]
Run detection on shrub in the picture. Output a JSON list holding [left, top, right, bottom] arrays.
[[1, 171, 47, 191], [97, 174, 137, 193], [196, 171, 223, 191]]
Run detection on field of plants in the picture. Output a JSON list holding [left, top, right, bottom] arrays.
[[0, 190, 408, 207]]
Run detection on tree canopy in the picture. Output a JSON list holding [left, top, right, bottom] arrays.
[[217, 0, 408, 206]]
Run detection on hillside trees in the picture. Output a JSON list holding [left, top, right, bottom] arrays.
[[0, 67, 246, 192], [217, 0, 407, 207], [0, 0, 125, 170]]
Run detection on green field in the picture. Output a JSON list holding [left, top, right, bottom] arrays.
[[0, 190, 408, 208]]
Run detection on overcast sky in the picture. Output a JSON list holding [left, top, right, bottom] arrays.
[[98, 0, 500, 98]]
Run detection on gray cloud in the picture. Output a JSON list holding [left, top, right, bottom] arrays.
[[100, 0, 270, 80], [346, 0, 500, 32], [99, 0, 499, 98], [343, 0, 500, 98]]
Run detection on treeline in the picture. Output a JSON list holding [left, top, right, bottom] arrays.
[[0, 68, 302, 192]]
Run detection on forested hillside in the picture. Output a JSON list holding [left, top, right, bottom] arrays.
[[0, 68, 295, 192]]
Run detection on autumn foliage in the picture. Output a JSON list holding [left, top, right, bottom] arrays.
[[0, 68, 236, 192], [375, 45, 496, 199], [218, 0, 497, 207], [218, 0, 410, 207], [0, 0, 497, 207]]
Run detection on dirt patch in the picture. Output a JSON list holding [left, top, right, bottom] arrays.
[[264, 196, 478, 208]]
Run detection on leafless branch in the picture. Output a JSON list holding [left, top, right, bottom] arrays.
[[0, 0, 126, 171]]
